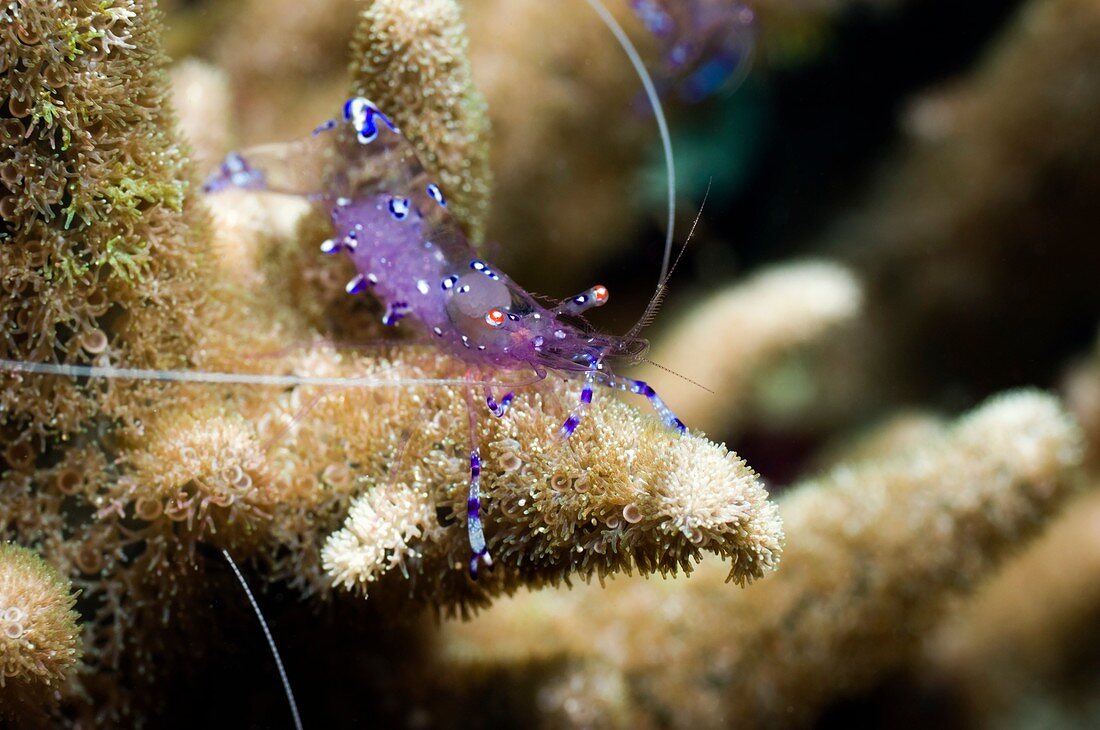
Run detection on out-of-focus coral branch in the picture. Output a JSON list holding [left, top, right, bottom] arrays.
[[926, 486, 1100, 727], [170, 58, 231, 171], [440, 390, 1084, 727], [214, 0, 359, 143], [466, 0, 658, 281], [641, 259, 862, 436], [824, 0, 1100, 409]]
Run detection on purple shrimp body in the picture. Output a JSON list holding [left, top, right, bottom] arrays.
[[205, 98, 634, 377], [330, 191, 618, 373], [203, 97, 686, 577]]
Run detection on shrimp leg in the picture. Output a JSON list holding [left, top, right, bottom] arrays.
[[597, 372, 686, 433], [463, 383, 493, 579], [559, 370, 597, 439], [484, 386, 514, 418]]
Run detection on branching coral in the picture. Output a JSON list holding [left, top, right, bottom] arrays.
[[465, 0, 658, 281], [440, 390, 1085, 727], [320, 364, 782, 609], [824, 0, 1100, 407], [0, 1, 781, 721], [927, 486, 1100, 728], [0, 0, 208, 440], [2, 0, 1095, 725], [0, 543, 81, 718]]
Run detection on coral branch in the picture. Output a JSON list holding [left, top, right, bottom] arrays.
[[828, 0, 1100, 405], [643, 260, 862, 435], [440, 390, 1084, 726], [236, 347, 783, 613], [170, 58, 232, 171], [927, 485, 1100, 726]]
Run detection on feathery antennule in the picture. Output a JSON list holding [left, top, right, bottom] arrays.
[[222, 550, 303, 730], [640, 358, 716, 394], [622, 181, 712, 346]]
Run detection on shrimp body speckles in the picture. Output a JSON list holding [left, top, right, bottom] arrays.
[[204, 96, 687, 576]]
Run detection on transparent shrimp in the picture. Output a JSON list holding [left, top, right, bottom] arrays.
[[204, 93, 687, 577]]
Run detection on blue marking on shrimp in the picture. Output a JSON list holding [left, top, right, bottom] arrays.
[[426, 183, 446, 207], [201, 152, 265, 193], [203, 96, 688, 571], [486, 388, 514, 418], [312, 119, 338, 137], [388, 196, 411, 220], [344, 97, 398, 144]]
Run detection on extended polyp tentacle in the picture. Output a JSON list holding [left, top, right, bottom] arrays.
[[596, 372, 687, 433], [463, 385, 493, 579], [485, 386, 514, 418], [554, 284, 610, 317], [559, 370, 597, 439]]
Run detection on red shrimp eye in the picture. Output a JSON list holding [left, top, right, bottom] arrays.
[[485, 308, 506, 327], [592, 285, 609, 304]]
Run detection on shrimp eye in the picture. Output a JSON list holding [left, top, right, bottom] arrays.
[[592, 284, 609, 304], [485, 308, 506, 327]]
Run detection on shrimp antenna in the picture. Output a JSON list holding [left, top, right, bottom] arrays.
[[0, 359, 533, 390], [584, 0, 676, 287], [222, 549, 304, 730], [621, 179, 711, 345], [640, 357, 715, 394]]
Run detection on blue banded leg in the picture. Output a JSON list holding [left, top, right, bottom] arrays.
[[485, 387, 514, 418], [466, 448, 493, 578], [463, 383, 493, 579], [597, 373, 687, 433], [559, 370, 597, 439]]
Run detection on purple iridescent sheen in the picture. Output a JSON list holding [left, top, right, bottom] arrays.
[[630, 0, 757, 102]]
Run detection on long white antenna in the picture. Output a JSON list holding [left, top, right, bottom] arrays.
[[585, 0, 677, 288], [222, 549, 304, 730], [0, 359, 515, 390]]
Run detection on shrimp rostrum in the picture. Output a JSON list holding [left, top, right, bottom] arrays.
[[204, 97, 688, 577]]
